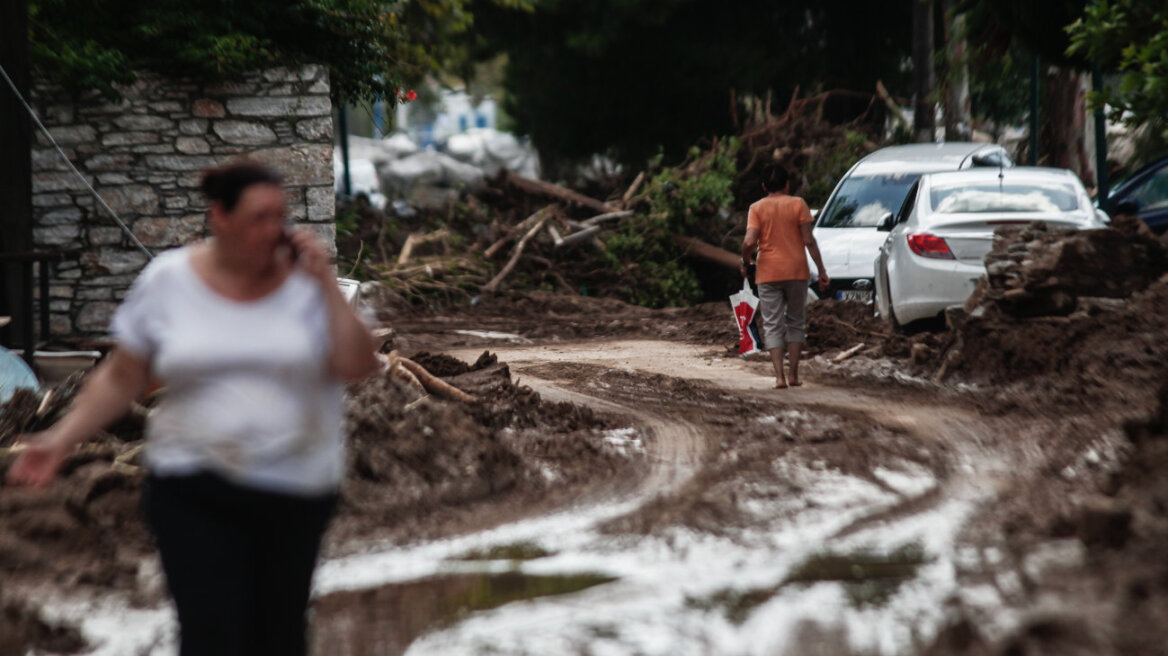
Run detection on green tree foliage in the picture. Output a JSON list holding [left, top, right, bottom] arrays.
[[28, 0, 531, 103], [471, 0, 911, 170], [606, 139, 739, 308], [1067, 1, 1168, 129]]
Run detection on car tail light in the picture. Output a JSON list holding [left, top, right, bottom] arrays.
[[907, 233, 955, 259]]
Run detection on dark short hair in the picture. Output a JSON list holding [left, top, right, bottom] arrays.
[[200, 161, 284, 211], [762, 164, 790, 192]]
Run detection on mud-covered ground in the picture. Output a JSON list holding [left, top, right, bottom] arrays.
[[2, 219, 1167, 655]]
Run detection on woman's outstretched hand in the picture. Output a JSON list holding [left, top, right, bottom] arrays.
[[6, 431, 70, 488]]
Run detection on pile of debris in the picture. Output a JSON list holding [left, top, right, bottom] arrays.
[[337, 89, 886, 310], [932, 217, 1168, 397]]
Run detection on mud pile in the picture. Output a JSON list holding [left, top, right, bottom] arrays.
[[0, 352, 633, 608], [934, 219, 1168, 401]]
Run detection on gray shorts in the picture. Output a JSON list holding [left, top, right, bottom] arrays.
[[758, 280, 808, 350]]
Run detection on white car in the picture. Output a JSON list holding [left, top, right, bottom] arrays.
[[812, 142, 1013, 302], [873, 167, 1110, 327]]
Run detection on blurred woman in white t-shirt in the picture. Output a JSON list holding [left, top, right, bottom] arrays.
[[7, 161, 377, 655]]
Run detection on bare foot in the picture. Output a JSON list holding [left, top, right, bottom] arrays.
[[789, 379, 803, 387], [774, 380, 788, 389]]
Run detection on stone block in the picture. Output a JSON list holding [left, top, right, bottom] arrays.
[[58, 269, 81, 279], [85, 154, 135, 171], [261, 85, 294, 97], [103, 132, 159, 146], [34, 225, 82, 246], [89, 227, 124, 245], [149, 101, 184, 113], [97, 173, 134, 185], [144, 155, 222, 171], [307, 78, 329, 95], [263, 67, 296, 82], [33, 193, 73, 208], [250, 144, 332, 185], [306, 186, 335, 222], [179, 119, 209, 135], [296, 117, 332, 141], [213, 121, 278, 145], [77, 302, 119, 332], [164, 196, 190, 210], [100, 185, 160, 215], [176, 137, 211, 154], [46, 104, 76, 124], [81, 274, 138, 286], [48, 285, 73, 299], [299, 65, 325, 81], [114, 115, 175, 131], [33, 172, 91, 193], [49, 300, 71, 313], [77, 288, 114, 301], [129, 144, 176, 154], [135, 215, 206, 247], [40, 207, 83, 225], [225, 96, 331, 118], [191, 99, 227, 118], [32, 147, 71, 171], [43, 125, 97, 145]]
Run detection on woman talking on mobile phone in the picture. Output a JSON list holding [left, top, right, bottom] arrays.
[[7, 160, 378, 656]]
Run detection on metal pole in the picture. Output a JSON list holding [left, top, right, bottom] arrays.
[[1092, 67, 1109, 207], [0, 0, 31, 353], [1030, 55, 1040, 166], [338, 104, 352, 197]]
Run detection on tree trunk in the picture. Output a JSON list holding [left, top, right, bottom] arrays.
[[1044, 67, 1095, 188], [943, 4, 971, 141], [912, 0, 936, 142]]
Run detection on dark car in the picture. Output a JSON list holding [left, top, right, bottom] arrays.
[[1108, 156, 1168, 234]]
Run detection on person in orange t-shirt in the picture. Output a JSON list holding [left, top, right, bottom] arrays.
[[740, 165, 829, 389]]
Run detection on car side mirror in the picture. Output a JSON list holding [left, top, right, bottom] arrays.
[[876, 212, 895, 232]]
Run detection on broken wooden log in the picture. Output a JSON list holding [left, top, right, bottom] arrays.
[[621, 172, 645, 205], [504, 171, 614, 214], [483, 210, 553, 292], [832, 343, 866, 363], [397, 229, 449, 266], [484, 205, 558, 258], [556, 225, 602, 248], [673, 235, 740, 270], [580, 210, 634, 227]]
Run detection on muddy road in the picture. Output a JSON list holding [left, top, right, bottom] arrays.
[[2, 291, 1163, 655]]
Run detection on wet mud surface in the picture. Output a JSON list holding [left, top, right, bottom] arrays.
[[3, 222, 1168, 655]]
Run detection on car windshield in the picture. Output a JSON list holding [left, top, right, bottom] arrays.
[[930, 182, 1080, 213], [818, 173, 919, 227]]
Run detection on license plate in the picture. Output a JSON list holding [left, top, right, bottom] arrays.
[[836, 290, 873, 303]]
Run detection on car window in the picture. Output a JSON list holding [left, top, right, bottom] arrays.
[[929, 181, 1080, 213], [818, 173, 920, 227], [1127, 165, 1168, 211]]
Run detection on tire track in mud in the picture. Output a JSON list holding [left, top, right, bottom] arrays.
[[447, 339, 1004, 528]]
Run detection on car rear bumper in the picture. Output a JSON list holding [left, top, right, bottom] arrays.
[[891, 257, 983, 323]]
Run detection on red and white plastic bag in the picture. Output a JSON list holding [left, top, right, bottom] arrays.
[[729, 277, 763, 357]]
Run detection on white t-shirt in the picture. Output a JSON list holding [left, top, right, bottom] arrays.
[[111, 246, 345, 496]]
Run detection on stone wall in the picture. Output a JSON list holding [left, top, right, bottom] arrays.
[[29, 65, 335, 338]]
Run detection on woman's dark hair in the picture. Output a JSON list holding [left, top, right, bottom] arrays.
[[761, 164, 790, 193], [200, 161, 284, 211]]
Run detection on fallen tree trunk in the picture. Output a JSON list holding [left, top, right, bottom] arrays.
[[504, 172, 614, 214], [396, 229, 449, 266], [674, 235, 740, 270]]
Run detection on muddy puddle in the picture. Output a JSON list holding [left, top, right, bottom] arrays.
[[311, 570, 615, 656]]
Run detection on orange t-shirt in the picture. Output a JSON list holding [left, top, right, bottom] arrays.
[[747, 194, 814, 283]]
